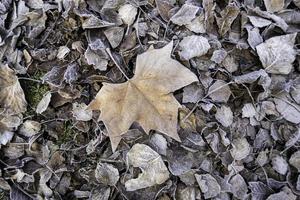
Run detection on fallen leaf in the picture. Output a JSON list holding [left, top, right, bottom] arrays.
[[95, 162, 119, 186], [170, 4, 199, 26], [289, 150, 300, 172], [263, 0, 284, 13], [18, 120, 41, 137], [248, 16, 272, 28], [256, 33, 297, 74], [179, 35, 210, 60], [195, 174, 221, 199], [0, 64, 27, 115], [125, 144, 170, 191], [72, 103, 93, 121], [36, 92, 51, 114], [216, 2, 239, 36], [208, 80, 231, 103], [272, 155, 288, 175], [229, 174, 248, 199], [215, 105, 233, 127], [118, 4, 137, 26], [230, 138, 251, 160], [273, 94, 300, 124], [249, 181, 273, 200], [89, 42, 198, 151], [155, 0, 174, 21]]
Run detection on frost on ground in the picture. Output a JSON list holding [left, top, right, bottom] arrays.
[[0, 0, 300, 199]]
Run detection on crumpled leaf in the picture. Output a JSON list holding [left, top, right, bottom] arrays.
[[230, 138, 251, 160], [272, 155, 288, 175], [289, 150, 300, 171], [0, 64, 27, 115], [182, 83, 204, 103], [118, 4, 137, 26], [18, 120, 41, 137], [208, 80, 231, 103], [72, 103, 93, 121], [229, 174, 248, 199], [273, 94, 300, 124], [170, 4, 199, 26], [249, 181, 273, 200], [263, 0, 284, 13], [36, 92, 51, 114], [179, 35, 210, 60], [84, 39, 109, 71], [89, 42, 198, 151], [95, 162, 119, 186], [125, 144, 170, 191], [215, 105, 233, 127], [104, 27, 124, 48], [256, 33, 297, 74], [216, 2, 239, 36], [266, 186, 297, 200], [195, 174, 221, 199], [155, 0, 174, 21], [0, 130, 14, 145]]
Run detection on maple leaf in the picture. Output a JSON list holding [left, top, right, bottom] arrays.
[[89, 42, 198, 151]]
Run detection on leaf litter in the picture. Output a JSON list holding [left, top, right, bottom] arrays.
[[0, 0, 300, 199]]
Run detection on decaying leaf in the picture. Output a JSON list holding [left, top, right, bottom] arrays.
[[263, 0, 284, 13], [289, 150, 300, 171], [125, 144, 170, 191], [0, 64, 27, 115], [208, 80, 231, 103], [256, 33, 297, 74], [72, 102, 93, 121], [36, 92, 51, 114], [273, 94, 300, 124], [18, 120, 41, 137], [170, 4, 199, 26], [230, 138, 251, 160], [216, 2, 239, 36], [118, 4, 137, 26], [179, 36, 210, 60], [95, 162, 119, 186], [215, 105, 233, 127], [89, 42, 198, 151], [195, 174, 221, 199]]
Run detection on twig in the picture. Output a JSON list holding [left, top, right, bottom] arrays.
[[106, 48, 129, 80], [181, 81, 234, 123], [18, 77, 42, 83]]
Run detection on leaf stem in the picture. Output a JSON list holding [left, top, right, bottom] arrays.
[[105, 48, 129, 80]]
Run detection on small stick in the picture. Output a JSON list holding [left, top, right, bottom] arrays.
[[106, 48, 129, 80]]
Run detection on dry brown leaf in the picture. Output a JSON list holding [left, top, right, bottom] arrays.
[[89, 42, 198, 151], [0, 64, 27, 115], [216, 2, 239, 36], [263, 0, 284, 13]]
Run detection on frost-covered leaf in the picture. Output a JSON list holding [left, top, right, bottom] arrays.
[[125, 144, 170, 191], [230, 138, 251, 160], [210, 49, 227, 64], [170, 4, 199, 26], [229, 174, 248, 199], [249, 181, 273, 200], [178, 35, 210, 60], [0, 130, 13, 145], [256, 34, 297, 74], [273, 94, 300, 124], [84, 39, 109, 71], [18, 120, 41, 137], [104, 27, 124, 48], [36, 92, 51, 114], [118, 4, 137, 26], [266, 187, 297, 200], [216, 2, 239, 36], [89, 42, 197, 151], [155, 0, 174, 21], [215, 105, 233, 127], [182, 83, 204, 103], [186, 13, 206, 33], [248, 16, 272, 28], [72, 103, 93, 121], [0, 64, 27, 115], [263, 0, 284, 13], [95, 163, 119, 186], [195, 174, 221, 199], [242, 103, 257, 118], [57, 46, 70, 60], [289, 150, 300, 171], [208, 80, 231, 103], [272, 155, 288, 175]]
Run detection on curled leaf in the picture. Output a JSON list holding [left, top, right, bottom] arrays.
[[125, 144, 170, 191]]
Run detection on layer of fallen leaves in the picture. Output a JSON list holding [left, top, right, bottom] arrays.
[[0, 0, 300, 199]]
